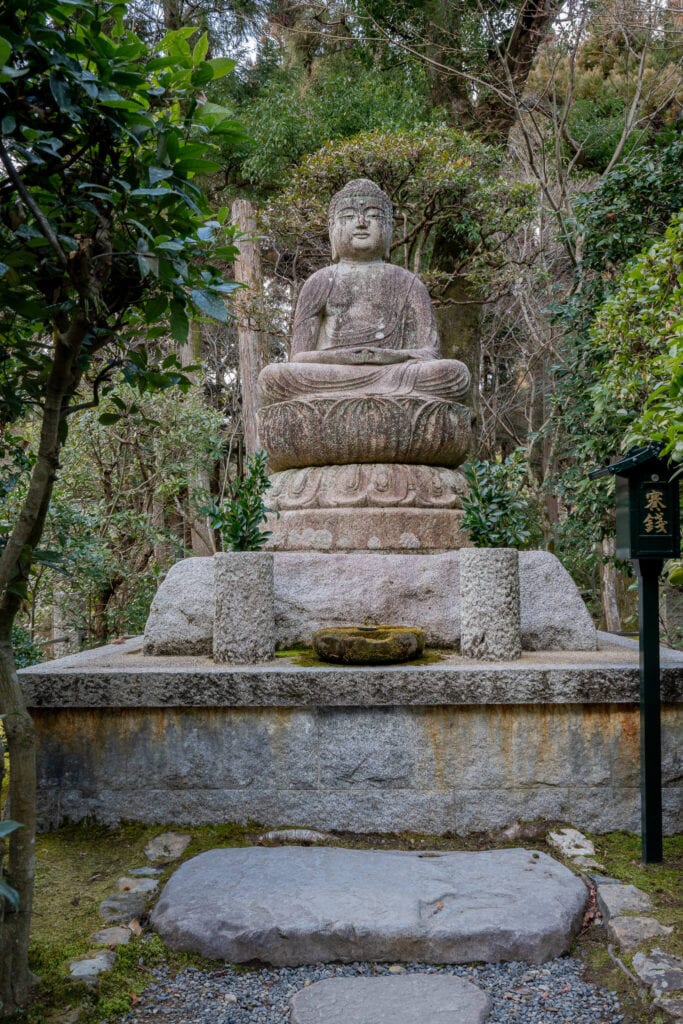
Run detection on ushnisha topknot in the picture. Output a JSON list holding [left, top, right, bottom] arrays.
[[328, 179, 393, 261]]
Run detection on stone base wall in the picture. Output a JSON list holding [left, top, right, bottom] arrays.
[[33, 702, 682, 835]]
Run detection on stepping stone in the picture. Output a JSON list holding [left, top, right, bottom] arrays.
[[69, 950, 115, 984], [92, 926, 132, 947], [607, 916, 673, 949], [145, 831, 190, 863], [151, 846, 586, 966], [596, 882, 652, 920], [116, 875, 159, 895], [547, 828, 595, 858], [290, 976, 491, 1024], [633, 949, 683, 999], [99, 891, 145, 923]]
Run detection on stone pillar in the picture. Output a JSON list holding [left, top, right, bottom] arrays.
[[460, 548, 522, 661], [213, 551, 275, 663]]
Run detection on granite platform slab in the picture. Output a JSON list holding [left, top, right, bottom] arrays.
[[151, 846, 587, 965]]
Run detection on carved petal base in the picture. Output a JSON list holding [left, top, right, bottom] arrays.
[[259, 396, 471, 472], [265, 508, 469, 553], [268, 464, 467, 511]]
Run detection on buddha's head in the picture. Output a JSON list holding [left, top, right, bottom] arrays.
[[329, 179, 393, 263]]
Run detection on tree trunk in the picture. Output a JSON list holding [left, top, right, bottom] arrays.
[[231, 199, 269, 455], [180, 321, 215, 555], [0, 319, 85, 1015], [599, 535, 622, 633], [0, 600, 37, 1016]]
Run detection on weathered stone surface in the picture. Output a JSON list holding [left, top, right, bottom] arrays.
[[92, 926, 132, 947], [460, 548, 521, 661], [145, 831, 191, 863], [260, 396, 471, 472], [213, 551, 274, 664], [151, 846, 586, 965], [289, 976, 491, 1024], [141, 550, 597, 652], [266, 508, 469, 553], [633, 949, 683, 999], [275, 550, 596, 649], [269, 464, 467, 510], [26, 663, 683, 835], [607, 916, 673, 948], [116, 875, 159, 895], [99, 892, 145, 922], [596, 882, 652, 920], [656, 995, 683, 1022], [143, 557, 213, 656], [69, 951, 115, 982], [129, 866, 162, 877], [519, 552, 597, 651], [312, 625, 425, 664], [547, 828, 595, 858]]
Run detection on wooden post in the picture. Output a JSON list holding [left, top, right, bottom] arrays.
[[231, 199, 269, 455]]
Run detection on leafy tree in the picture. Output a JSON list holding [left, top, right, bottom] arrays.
[[228, 57, 435, 192], [5, 384, 228, 649], [590, 212, 683, 462], [0, 1, 243, 1011], [264, 126, 535, 300]]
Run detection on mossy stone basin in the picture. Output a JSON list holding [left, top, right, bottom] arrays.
[[312, 625, 425, 665]]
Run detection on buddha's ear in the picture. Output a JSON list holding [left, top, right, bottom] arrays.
[[384, 228, 392, 260]]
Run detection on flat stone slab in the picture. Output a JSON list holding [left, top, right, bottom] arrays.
[[290, 976, 491, 1023], [151, 846, 586, 965], [633, 949, 683, 998], [607, 915, 673, 948], [596, 882, 652, 920]]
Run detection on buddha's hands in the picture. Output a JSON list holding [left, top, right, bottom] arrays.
[[292, 347, 412, 365], [345, 347, 412, 364]]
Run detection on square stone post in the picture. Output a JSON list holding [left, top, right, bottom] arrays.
[[460, 547, 522, 660], [213, 551, 275, 663]]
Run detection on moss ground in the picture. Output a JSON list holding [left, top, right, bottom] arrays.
[[16, 823, 683, 1023]]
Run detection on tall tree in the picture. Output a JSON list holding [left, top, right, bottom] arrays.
[[0, 2, 242, 1011]]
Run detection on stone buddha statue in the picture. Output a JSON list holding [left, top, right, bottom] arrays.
[[257, 178, 472, 552], [259, 178, 470, 407]]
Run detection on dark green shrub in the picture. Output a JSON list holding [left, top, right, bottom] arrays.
[[461, 451, 540, 549], [207, 451, 274, 551]]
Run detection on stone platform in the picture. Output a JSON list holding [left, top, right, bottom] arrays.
[[150, 846, 587, 965], [19, 634, 683, 834]]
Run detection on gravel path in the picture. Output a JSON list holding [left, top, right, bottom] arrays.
[[114, 957, 624, 1023]]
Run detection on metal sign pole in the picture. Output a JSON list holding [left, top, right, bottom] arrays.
[[635, 558, 663, 864]]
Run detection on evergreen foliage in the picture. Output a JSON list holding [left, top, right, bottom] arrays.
[[461, 452, 541, 549], [206, 451, 273, 551]]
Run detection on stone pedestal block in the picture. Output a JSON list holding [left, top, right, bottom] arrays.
[[460, 548, 522, 661], [213, 552, 274, 664], [260, 396, 471, 472], [265, 508, 469, 553]]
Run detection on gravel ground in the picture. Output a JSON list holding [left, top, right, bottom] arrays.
[[114, 957, 624, 1023]]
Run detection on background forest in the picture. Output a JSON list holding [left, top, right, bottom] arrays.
[[5, 0, 683, 662]]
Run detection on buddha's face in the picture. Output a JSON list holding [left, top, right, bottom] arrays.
[[330, 198, 391, 262]]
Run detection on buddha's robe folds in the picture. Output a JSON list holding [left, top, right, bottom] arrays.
[[258, 263, 470, 405]]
